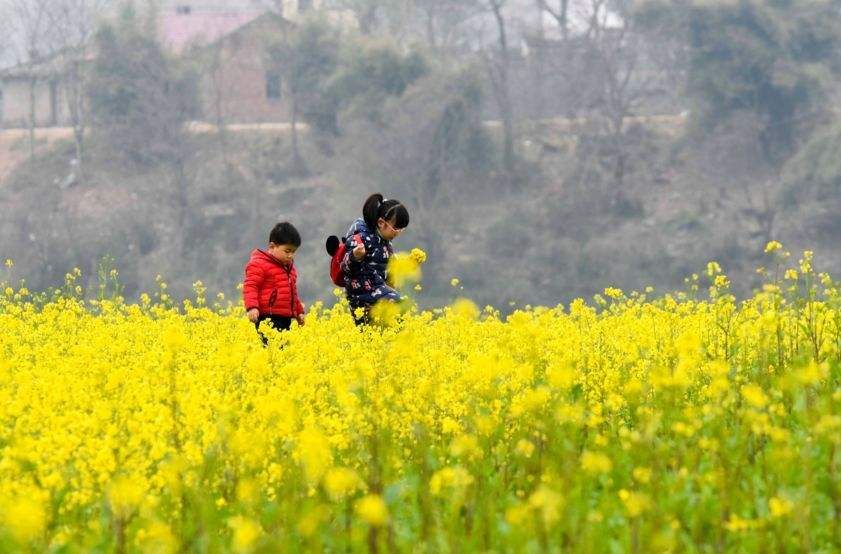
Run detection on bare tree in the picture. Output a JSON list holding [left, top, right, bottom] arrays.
[[202, 35, 240, 167], [537, 0, 570, 39], [696, 114, 781, 250], [535, 0, 664, 197], [333, 0, 383, 34], [482, 0, 516, 174], [595, 2, 670, 198], [0, 14, 11, 68], [48, 0, 114, 168], [591, 5, 638, 192], [258, 0, 309, 171], [0, 25, 10, 130], [2, 0, 59, 160]]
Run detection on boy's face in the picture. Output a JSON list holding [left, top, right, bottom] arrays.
[[268, 243, 297, 265]]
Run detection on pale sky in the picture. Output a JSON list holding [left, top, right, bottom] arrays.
[[0, 0, 622, 68]]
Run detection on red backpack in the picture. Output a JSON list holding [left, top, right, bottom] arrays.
[[326, 233, 362, 287]]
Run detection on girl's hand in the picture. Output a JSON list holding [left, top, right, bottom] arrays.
[[353, 243, 366, 261], [247, 308, 260, 323], [296, 314, 305, 326]]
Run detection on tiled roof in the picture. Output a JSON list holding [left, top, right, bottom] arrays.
[[1, 8, 275, 78], [0, 47, 95, 79], [159, 9, 265, 53]]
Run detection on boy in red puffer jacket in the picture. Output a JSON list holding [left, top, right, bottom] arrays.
[[243, 222, 305, 341]]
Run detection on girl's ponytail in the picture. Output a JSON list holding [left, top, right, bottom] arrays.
[[363, 193, 385, 230], [362, 193, 410, 231]]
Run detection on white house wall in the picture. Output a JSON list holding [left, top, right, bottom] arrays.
[[0, 79, 71, 128]]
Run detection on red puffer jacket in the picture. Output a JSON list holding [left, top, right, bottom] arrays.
[[243, 249, 305, 317]]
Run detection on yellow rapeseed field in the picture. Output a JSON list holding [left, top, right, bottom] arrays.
[[0, 245, 839, 552]]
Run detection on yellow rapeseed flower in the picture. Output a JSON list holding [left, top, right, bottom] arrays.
[[768, 496, 793, 518], [227, 516, 262, 553], [387, 252, 422, 287], [0, 245, 838, 551], [410, 248, 427, 264], [323, 467, 362, 501], [581, 450, 612, 474], [515, 439, 536, 458], [764, 241, 782, 253], [355, 494, 389, 527], [618, 489, 650, 518], [1, 494, 47, 544], [741, 384, 768, 409], [107, 476, 145, 520]]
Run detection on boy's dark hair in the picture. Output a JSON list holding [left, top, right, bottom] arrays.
[[363, 193, 410, 231], [269, 222, 301, 247]]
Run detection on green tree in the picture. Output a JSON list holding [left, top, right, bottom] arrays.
[[87, 5, 198, 166], [331, 0, 407, 35], [325, 40, 427, 127], [268, 17, 340, 172], [640, 0, 841, 166]]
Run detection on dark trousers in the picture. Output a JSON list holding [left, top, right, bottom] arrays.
[[255, 315, 292, 345]]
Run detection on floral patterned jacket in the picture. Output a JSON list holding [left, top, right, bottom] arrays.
[[339, 218, 401, 307]]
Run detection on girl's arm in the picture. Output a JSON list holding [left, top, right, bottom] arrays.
[[340, 234, 366, 276]]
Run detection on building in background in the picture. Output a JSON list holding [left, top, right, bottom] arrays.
[[0, 0, 354, 128], [158, 0, 266, 53], [0, 48, 91, 128], [189, 12, 293, 125]]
